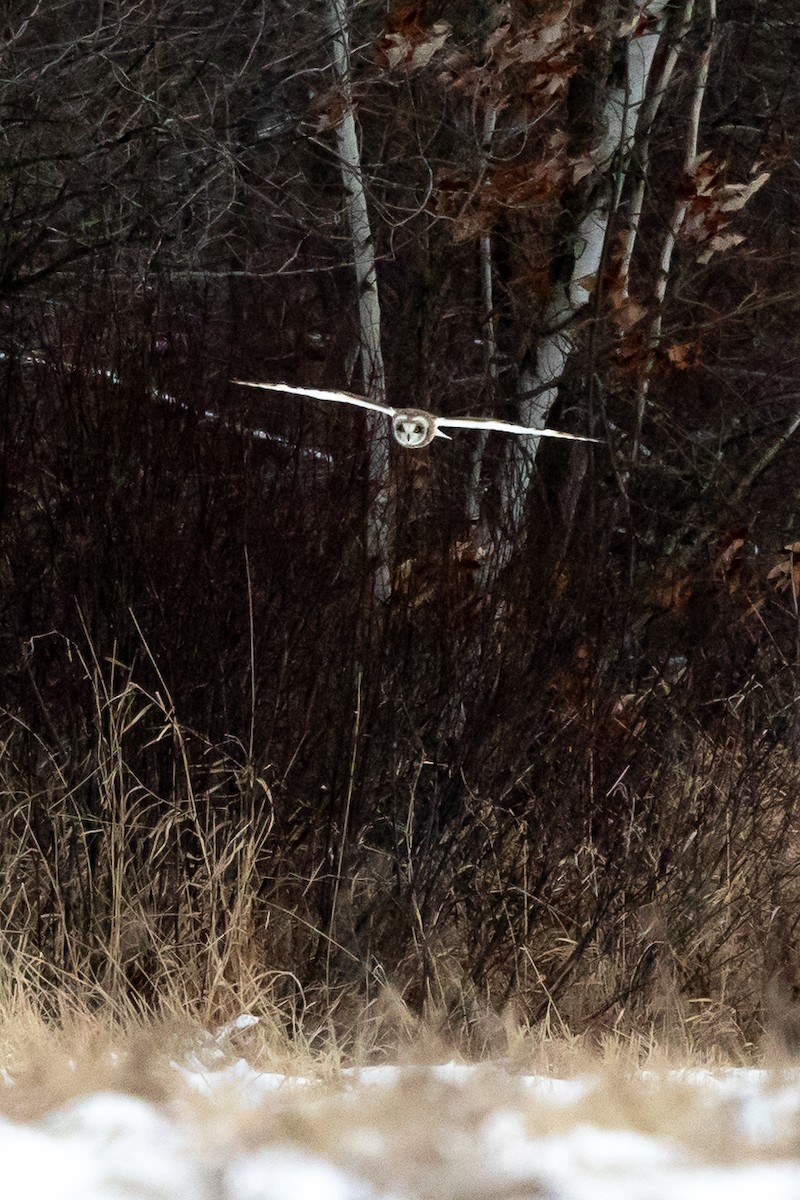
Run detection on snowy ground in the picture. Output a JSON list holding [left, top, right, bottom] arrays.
[[4, 1016, 800, 1199]]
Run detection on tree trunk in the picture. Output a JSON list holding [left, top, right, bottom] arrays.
[[490, 0, 674, 575], [325, 0, 392, 602]]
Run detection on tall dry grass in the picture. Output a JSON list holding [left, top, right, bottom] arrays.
[[1, 616, 799, 1063]]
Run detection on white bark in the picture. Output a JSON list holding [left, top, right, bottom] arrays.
[[325, 0, 392, 601], [500, 206, 608, 540], [618, 0, 696, 297], [495, 6, 669, 560]]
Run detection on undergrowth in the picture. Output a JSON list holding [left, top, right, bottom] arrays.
[[0, 620, 798, 1065]]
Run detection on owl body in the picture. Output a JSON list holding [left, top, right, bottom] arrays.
[[232, 380, 598, 449]]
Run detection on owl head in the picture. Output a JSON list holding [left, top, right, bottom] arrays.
[[391, 409, 438, 448]]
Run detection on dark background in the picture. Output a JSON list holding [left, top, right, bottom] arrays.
[[1, 0, 799, 1047]]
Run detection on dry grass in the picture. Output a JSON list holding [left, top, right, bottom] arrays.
[[0, 987, 796, 1200], [0, 984, 749, 1121], [0, 624, 799, 1082]]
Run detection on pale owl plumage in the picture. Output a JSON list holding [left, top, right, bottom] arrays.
[[232, 380, 598, 448]]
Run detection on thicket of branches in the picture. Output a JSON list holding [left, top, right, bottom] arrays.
[[2, 0, 800, 1047]]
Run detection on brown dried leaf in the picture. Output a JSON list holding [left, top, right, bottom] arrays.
[[618, 10, 659, 38], [715, 536, 745, 577], [409, 23, 451, 71], [665, 341, 702, 370], [379, 20, 451, 72], [572, 273, 597, 296], [487, 2, 579, 101], [611, 325, 648, 367], [536, 68, 576, 94], [697, 234, 745, 263], [306, 88, 349, 133], [613, 295, 647, 333], [682, 151, 722, 199], [571, 155, 595, 184], [651, 569, 693, 615], [716, 170, 770, 213], [483, 11, 513, 58], [382, 31, 412, 69], [447, 151, 571, 241], [682, 155, 768, 262], [767, 557, 800, 595]]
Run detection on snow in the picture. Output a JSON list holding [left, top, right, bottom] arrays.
[[1, 1092, 209, 1200], [228, 1147, 382, 1200], [3, 1027, 800, 1199]]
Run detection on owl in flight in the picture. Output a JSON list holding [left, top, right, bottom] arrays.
[[233, 381, 598, 449]]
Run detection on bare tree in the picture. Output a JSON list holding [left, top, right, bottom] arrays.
[[324, 0, 392, 601], [493, 0, 677, 568]]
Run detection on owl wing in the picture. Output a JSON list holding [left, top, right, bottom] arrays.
[[435, 415, 599, 442], [232, 380, 396, 417]]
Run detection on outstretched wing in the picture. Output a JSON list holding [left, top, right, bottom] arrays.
[[232, 380, 396, 417], [435, 415, 599, 442]]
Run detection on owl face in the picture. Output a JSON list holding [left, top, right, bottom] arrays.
[[391, 409, 436, 448]]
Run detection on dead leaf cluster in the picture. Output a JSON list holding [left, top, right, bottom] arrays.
[[662, 341, 703, 371], [485, 1, 586, 100], [682, 152, 770, 264], [767, 541, 800, 598], [376, 4, 451, 75], [438, 132, 593, 243], [304, 87, 350, 134]]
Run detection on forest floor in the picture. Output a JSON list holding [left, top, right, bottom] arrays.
[[2, 1007, 800, 1199]]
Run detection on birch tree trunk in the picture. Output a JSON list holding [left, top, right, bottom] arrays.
[[491, 0, 673, 573], [617, 0, 697, 299], [325, 0, 392, 602]]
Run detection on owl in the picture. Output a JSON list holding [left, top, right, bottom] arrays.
[[233, 381, 598, 449]]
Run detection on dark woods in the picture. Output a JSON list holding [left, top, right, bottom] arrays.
[[1, 0, 800, 1048]]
